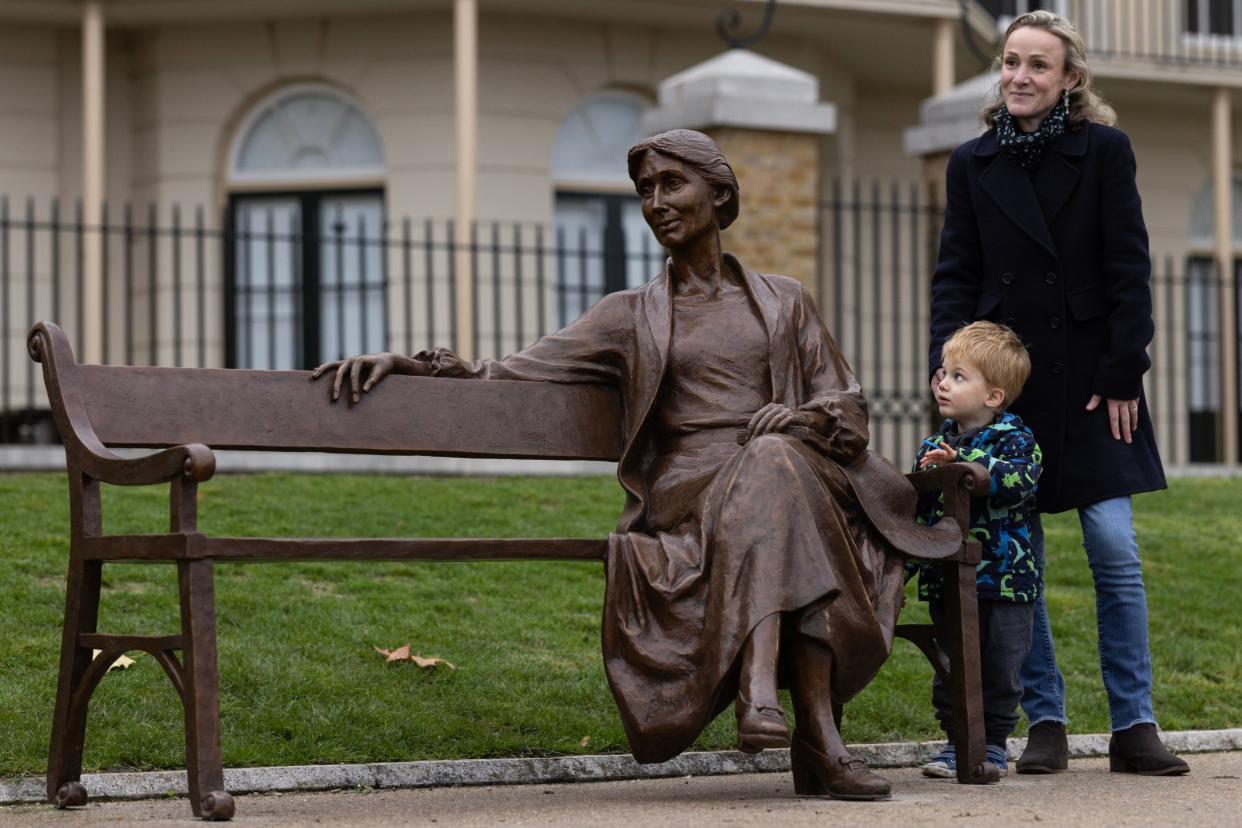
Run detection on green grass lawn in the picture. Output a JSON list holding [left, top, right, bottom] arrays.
[[1, 472, 1239, 779]]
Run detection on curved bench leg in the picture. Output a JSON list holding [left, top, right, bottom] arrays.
[[178, 560, 231, 819], [47, 558, 102, 807]]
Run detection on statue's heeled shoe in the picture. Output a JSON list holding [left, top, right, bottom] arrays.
[[790, 732, 891, 801], [736, 690, 790, 753]]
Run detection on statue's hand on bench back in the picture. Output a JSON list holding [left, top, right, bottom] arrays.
[[311, 351, 432, 403]]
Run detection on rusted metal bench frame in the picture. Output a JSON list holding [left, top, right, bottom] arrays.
[[29, 320, 995, 821]]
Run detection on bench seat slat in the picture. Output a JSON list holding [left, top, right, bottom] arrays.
[[83, 535, 609, 563], [76, 366, 624, 460], [82, 534, 975, 564]]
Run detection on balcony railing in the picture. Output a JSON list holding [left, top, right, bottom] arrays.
[[978, 1, 1242, 69]]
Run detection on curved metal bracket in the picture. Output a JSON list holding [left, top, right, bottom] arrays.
[[960, 0, 1001, 69], [895, 623, 951, 681], [717, 0, 777, 50], [67, 645, 189, 730]]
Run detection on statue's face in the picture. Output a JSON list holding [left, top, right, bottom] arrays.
[[634, 151, 722, 249]]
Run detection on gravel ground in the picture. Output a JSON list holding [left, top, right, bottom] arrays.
[[3, 752, 1240, 827]]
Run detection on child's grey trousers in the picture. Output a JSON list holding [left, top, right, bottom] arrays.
[[929, 599, 1036, 747]]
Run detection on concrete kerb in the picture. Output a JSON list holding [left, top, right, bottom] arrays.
[[4, 446, 1242, 478], [3, 729, 1239, 806], [0, 445, 617, 477]]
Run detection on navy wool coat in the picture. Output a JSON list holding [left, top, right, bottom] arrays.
[[929, 122, 1166, 513]]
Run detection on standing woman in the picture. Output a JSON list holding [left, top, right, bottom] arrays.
[[928, 11, 1188, 775]]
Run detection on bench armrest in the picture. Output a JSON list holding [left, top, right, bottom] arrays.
[[905, 463, 990, 498], [28, 322, 216, 485], [77, 443, 216, 486], [904, 462, 989, 541]]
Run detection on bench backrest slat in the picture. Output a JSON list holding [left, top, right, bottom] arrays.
[[77, 365, 624, 460]]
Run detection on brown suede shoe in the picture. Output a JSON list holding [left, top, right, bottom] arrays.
[[1109, 723, 1189, 776], [1016, 721, 1068, 774]]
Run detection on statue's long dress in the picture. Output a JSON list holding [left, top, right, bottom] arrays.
[[420, 255, 959, 764], [603, 289, 905, 762]]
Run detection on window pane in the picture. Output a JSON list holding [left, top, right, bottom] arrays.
[[233, 198, 301, 370], [553, 195, 607, 326], [1208, 0, 1234, 34], [235, 91, 384, 176], [319, 195, 387, 361], [1187, 256, 1220, 461], [622, 201, 660, 289], [552, 94, 647, 186], [979, 0, 1017, 17], [1187, 257, 1219, 411]]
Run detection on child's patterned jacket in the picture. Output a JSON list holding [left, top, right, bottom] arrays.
[[912, 411, 1043, 603]]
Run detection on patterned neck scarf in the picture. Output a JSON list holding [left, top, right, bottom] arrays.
[[995, 98, 1067, 170]]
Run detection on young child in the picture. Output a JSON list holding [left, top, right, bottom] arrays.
[[913, 321, 1042, 778]]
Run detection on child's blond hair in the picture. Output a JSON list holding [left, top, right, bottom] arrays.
[[942, 322, 1031, 405]]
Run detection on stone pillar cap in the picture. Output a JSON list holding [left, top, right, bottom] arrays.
[[642, 49, 836, 136], [903, 70, 997, 156]]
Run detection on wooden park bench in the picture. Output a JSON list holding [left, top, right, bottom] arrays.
[[28, 320, 996, 821]]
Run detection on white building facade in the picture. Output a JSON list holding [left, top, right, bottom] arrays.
[[1, 0, 1240, 464]]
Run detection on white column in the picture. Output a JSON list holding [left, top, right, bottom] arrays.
[[82, 1, 105, 364], [1212, 87, 1236, 463], [932, 18, 954, 97], [454, 0, 477, 360]]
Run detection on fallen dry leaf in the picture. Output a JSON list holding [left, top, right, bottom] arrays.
[[374, 645, 454, 670], [411, 653, 455, 669], [579, 736, 591, 748], [91, 650, 136, 671], [373, 644, 404, 660]]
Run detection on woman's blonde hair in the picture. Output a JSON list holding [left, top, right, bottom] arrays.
[[942, 322, 1031, 405], [981, 10, 1116, 129]]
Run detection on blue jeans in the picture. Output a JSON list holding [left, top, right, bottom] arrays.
[[1019, 496, 1157, 732]]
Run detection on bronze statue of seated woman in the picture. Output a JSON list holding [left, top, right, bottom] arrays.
[[313, 128, 960, 801]]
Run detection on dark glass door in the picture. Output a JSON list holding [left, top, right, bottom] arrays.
[[226, 190, 386, 369]]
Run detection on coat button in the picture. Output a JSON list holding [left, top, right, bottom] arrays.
[[1001, 272, 1014, 286], [1044, 272, 1057, 285], [1051, 361, 1063, 374], [1048, 316, 1061, 329]]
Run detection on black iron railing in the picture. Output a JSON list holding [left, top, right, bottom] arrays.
[[1, 190, 1237, 467]]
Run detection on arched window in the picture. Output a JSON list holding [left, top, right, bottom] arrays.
[[226, 86, 387, 370], [552, 92, 646, 188], [1188, 175, 1242, 246], [230, 87, 385, 184], [551, 92, 658, 324]]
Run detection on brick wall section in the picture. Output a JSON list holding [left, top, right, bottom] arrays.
[[708, 128, 820, 294]]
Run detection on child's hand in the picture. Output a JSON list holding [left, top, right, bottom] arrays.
[[918, 446, 958, 469]]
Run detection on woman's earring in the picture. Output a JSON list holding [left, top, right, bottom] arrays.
[[1062, 88, 1070, 109]]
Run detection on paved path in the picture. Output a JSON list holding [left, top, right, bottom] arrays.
[[4, 752, 1240, 827]]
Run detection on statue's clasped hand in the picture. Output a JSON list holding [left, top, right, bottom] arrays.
[[310, 351, 428, 403], [745, 403, 820, 440]]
